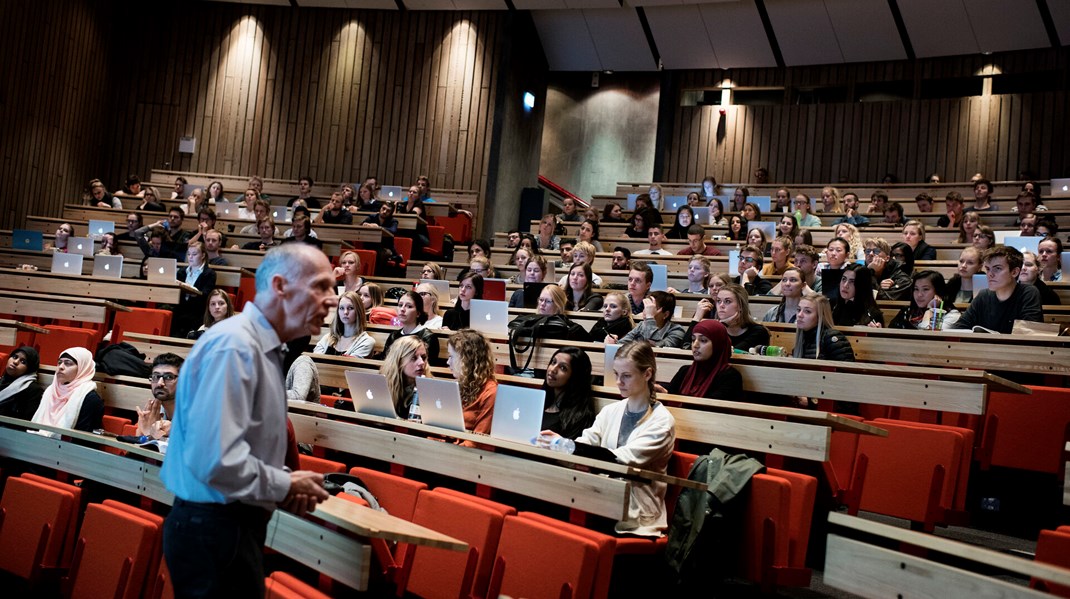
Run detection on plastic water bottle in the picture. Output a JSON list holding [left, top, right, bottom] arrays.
[[547, 437, 575, 454], [407, 388, 422, 423], [749, 345, 785, 357]]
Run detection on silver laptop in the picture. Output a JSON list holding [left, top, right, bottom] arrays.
[[146, 257, 178, 283], [664, 195, 688, 211], [1000, 236, 1042, 255], [972, 273, 989, 298], [692, 207, 710, 225], [67, 237, 94, 257], [270, 204, 289, 222], [469, 299, 509, 336], [87, 219, 115, 239], [649, 264, 668, 292], [419, 278, 451, 304], [604, 343, 620, 385], [51, 253, 83, 275], [625, 193, 640, 211], [490, 384, 545, 444], [748, 196, 772, 212], [1050, 178, 1070, 197], [344, 371, 401, 419], [380, 185, 404, 201], [415, 378, 467, 433], [92, 254, 123, 278], [749, 220, 777, 240], [215, 201, 239, 219]]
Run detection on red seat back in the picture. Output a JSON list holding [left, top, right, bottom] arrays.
[[741, 473, 791, 583], [1031, 529, 1070, 597], [67, 503, 156, 599], [0, 477, 76, 579], [982, 386, 1070, 474], [19, 473, 82, 568], [764, 468, 817, 569], [488, 515, 598, 599], [517, 512, 617, 599], [265, 571, 332, 599], [112, 308, 172, 344], [439, 214, 473, 245], [298, 454, 346, 474], [425, 226, 446, 257], [37, 325, 98, 365], [394, 237, 413, 266]]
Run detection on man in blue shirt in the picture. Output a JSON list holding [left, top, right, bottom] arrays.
[[162, 244, 336, 597]]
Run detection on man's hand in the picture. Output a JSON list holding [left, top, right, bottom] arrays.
[[281, 470, 329, 517], [694, 298, 713, 320], [136, 398, 161, 437], [641, 296, 657, 319]]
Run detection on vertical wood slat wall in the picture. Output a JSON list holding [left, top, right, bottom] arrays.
[[0, 0, 113, 229], [663, 49, 1070, 185], [102, 4, 504, 203]]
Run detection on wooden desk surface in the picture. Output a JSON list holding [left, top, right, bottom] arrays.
[[313, 496, 467, 552], [0, 267, 193, 304]]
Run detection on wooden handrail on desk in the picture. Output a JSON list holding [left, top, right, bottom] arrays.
[[0, 267, 197, 304], [0, 288, 130, 323]]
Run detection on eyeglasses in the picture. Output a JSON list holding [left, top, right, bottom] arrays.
[[739, 257, 756, 263], [150, 373, 178, 383], [418, 291, 432, 297], [864, 249, 881, 255]]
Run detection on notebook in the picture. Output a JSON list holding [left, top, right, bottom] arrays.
[[692, 207, 710, 225], [415, 378, 467, 432], [87, 219, 115, 238], [625, 193, 640, 211], [999, 236, 1042, 255], [67, 237, 94, 257], [92, 254, 123, 278], [344, 371, 401, 419], [748, 220, 777, 241], [215, 201, 239, 219], [1050, 178, 1070, 197], [146, 258, 178, 283], [11, 230, 43, 251], [972, 274, 990, 298], [270, 204, 289, 222], [522, 282, 550, 309], [419, 278, 451, 304], [380, 185, 404, 201], [51, 253, 83, 275], [469, 299, 509, 336], [747, 196, 772, 213], [490, 384, 545, 444]]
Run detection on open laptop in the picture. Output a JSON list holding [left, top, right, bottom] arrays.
[[415, 378, 467, 432], [215, 201, 239, 219], [522, 282, 549, 309], [490, 384, 545, 444], [11, 229, 43, 251], [51, 253, 83, 275], [999, 236, 1042, 255], [380, 185, 404, 201], [748, 196, 772, 213], [483, 278, 507, 302], [67, 237, 94, 257], [664, 195, 688, 211], [692, 207, 710, 225], [972, 274, 990, 298], [469, 299, 509, 336], [625, 193, 640, 211], [270, 204, 289, 222], [87, 219, 115, 239], [92, 254, 123, 278], [1050, 178, 1070, 197], [344, 371, 401, 419], [146, 257, 178, 283], [749, 220, 777, 240], [419, 278, 451, 304], [649, 263, 668, 292], [604, 343, 620, 385]]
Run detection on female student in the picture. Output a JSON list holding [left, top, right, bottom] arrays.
[[667, 206, 696, 240], [381, 335, 433, 420], [901, 220, 936, 261], [624, 208, 656, 239], [831, 263, 884, 327], [742, 202, 763, 223], [577, 219, 604, 252], [447, 330, 498, 438], [508, 247, 532, 284], [421, 262, 443, 281], [508, 255, 549, 308], [414, 282, 445, 329], [820, 187, 843, 215], [540, 341, 675, 537], [972, 225, 996, 251], [0, 346, 42, 421], [173, 242, 217, 338], [777, 214, 799, 242], [944, 246, 983, 304], [31, 347, 103, 436], [762, 267, 805, 324], [313, 290, 375, 358], [188, 289, 235, 340], [358, 282, 398, 325], [381, 290, 440, 359], [709, 198, 728, 226], [589, 291, 635, 342], [565, 263, 604, 312], [1038, 236, 1063, 282], [888, 270, 961, 330], [762, 236, 794, 276], [731, 187, 750, 212], [773, 187, 792, 212], [793, 293, 855, 361], [746, 227, 769, 256], [793, 194, 822, 227], [1020, 250, 1061, 305], [97, 232, 119, 256], [648, 184, 664, 210], [443, 273, 483, 330], [833, 222, 864, 260], [709, 283, 770, 351], [333, 251, 365, 295], [666, 319, 743, 401], [727, 215, 748, 241], [956, 211, 981, 244], [536, 214, 560, 250], [542, 347, 597, 440], [602, 202, 626, 223], [48, 223, 76, 253]]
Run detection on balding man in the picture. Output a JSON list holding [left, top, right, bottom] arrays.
[[162, 244, 336, 597]]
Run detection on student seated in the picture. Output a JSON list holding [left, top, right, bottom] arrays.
[[380, 335, 433, 420], [556, 242, 603, 287], [888, 270, 961, 330], [447, 330, 498, 441], [669, 257, 712, 295], [634, 224, 672, 256], [615, 291, 686, 348], [415, 283, 445, 329], [1038, 236, 1063, 282], [516, 286, 589, 342], [359, 283, 398, 326], [678, 225, 721, 257], [381, 291, 440, 359], [564, 263, 604, 312], [950, 245, 1043, 333], [442, 273, 483, 330], [830, 263, 884, 328], [1019, 250, 1061, 305], [733, 245, 773, 295], [590, 291, 636, 342], [508, 256, 549, 308], [188, 289, 236, 340], [313, 290, 374, 358], [508, 247, 532, 284], [945, 247, 983, 304], [761, 236, 794, 276], [541, 348, 596, 440], [793, 293, 855, 361], [576, 219, 604, 252], [626, 261, 653, 315], [332, 251, 365, 296], [31, 347, 104, 437], [902, 220, 936, 261], [665, 320, 743, 401], [666, 206, 696, 240], [763, 267, 805, 324], [0, 347, 42, 421], [705, 283, 770, 351], [173, 242, 218, 338], [538, 341, 675, 537], [864, 238, 911, 301]]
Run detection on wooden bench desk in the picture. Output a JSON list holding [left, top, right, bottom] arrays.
[[0, 319, 47, 345], [0, 290, 129, 324], [0, 267, 197, 304]]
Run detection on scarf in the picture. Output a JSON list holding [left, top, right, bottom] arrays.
[[32, 347, 96, 437], [679, 320, 733, 398], [0, 347, 39, 406]]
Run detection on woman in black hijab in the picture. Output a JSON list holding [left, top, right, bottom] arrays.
[[0, 347, 43, 420]]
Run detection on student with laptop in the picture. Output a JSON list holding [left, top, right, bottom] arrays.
[[96, 232, 119, 256], [380, 291, 439, 360], [46, 222, 76, 253], [447, 330, 498, 444], [950, 245, 1044, 334], [313, 290, 375, 358], [414, 283, 445, 329], [379, 335, 434, 419], [541, 347, 596, 440], [172, 242, 218, 338], [442, 273, 483, 330], [538, 341, 675, 537]]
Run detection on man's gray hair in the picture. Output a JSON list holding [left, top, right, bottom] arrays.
[[255, 244, 317, 296]]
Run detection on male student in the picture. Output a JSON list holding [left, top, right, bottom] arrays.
[[136, 353, 184, 439], [950, 245, 1043, 334], [634, 224, 672, 256], [914, 193, 934, 213], [626, 261, 653, 315], [677, 224, 721, 256], [864, 237, 911, 301], [733, 245, 772, 295], [833, 192, 869, 226], [937, 192, 965, 228], [611, 247, 632, 270]]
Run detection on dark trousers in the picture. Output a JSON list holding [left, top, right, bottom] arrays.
[[163, 498, 271, 599]]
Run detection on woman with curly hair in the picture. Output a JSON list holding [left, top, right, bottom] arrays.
[[447, 329, 498, 440]]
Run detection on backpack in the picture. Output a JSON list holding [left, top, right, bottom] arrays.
[[95, 342, 152, 378]]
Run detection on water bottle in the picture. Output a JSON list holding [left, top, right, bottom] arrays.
[[407, 388, 422, 423], [749, 345, 785, 357], [547, 437, 575, 454]]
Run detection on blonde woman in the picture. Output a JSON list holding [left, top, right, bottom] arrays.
[[557, 241, 603, 287], [589, 291, 635, 341], [833, 222, 864, 260], [421, 262, 444, 281], [380, 335, 434, 419], [447, 330, 498, 441], [415, 282, 445, 329], [333, 251, 365, 294], [820, 186, 842, 214], [792, 292, 854, 361], [313, 290, 374, 358], [358, 282, 397, 325]]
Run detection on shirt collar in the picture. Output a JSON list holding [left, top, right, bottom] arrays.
[[244, 302, 284, 355]]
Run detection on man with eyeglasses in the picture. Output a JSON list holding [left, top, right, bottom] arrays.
[[117, 212, 143, 242], [733, 245, 772, 295], [136, 353, 184, 439], [864, 237, 911, 301]]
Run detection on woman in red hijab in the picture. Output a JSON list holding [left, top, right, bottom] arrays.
[[665, 319, 743, 401]]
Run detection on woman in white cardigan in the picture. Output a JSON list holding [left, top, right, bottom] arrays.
[[313, 290, 375, 358]]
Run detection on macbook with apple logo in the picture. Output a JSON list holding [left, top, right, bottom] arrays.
[[51, 253, 84, 275], [344, 370, 401, 419], [67, 237, 95, 258], [146, 257, 178, 283], [469, 299, 509, 336], [415, 377, 468, 433], [92, 254, 124, 279], [489, 384, 544, 444]]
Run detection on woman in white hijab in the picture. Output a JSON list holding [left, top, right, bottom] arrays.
[[31, 347, 103, 438]]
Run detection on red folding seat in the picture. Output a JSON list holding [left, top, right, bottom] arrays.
[[487, 515, 599, 599], [0, 476, 76, 582], [36, 325, 98, 365], [63, 503, 156, 599], [111, 308, 172, 344], [981, 386, 1070, 474], [265, 571, 332, 599], [298, 454, 346, 474], [1030, 528, 1070, 597]]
